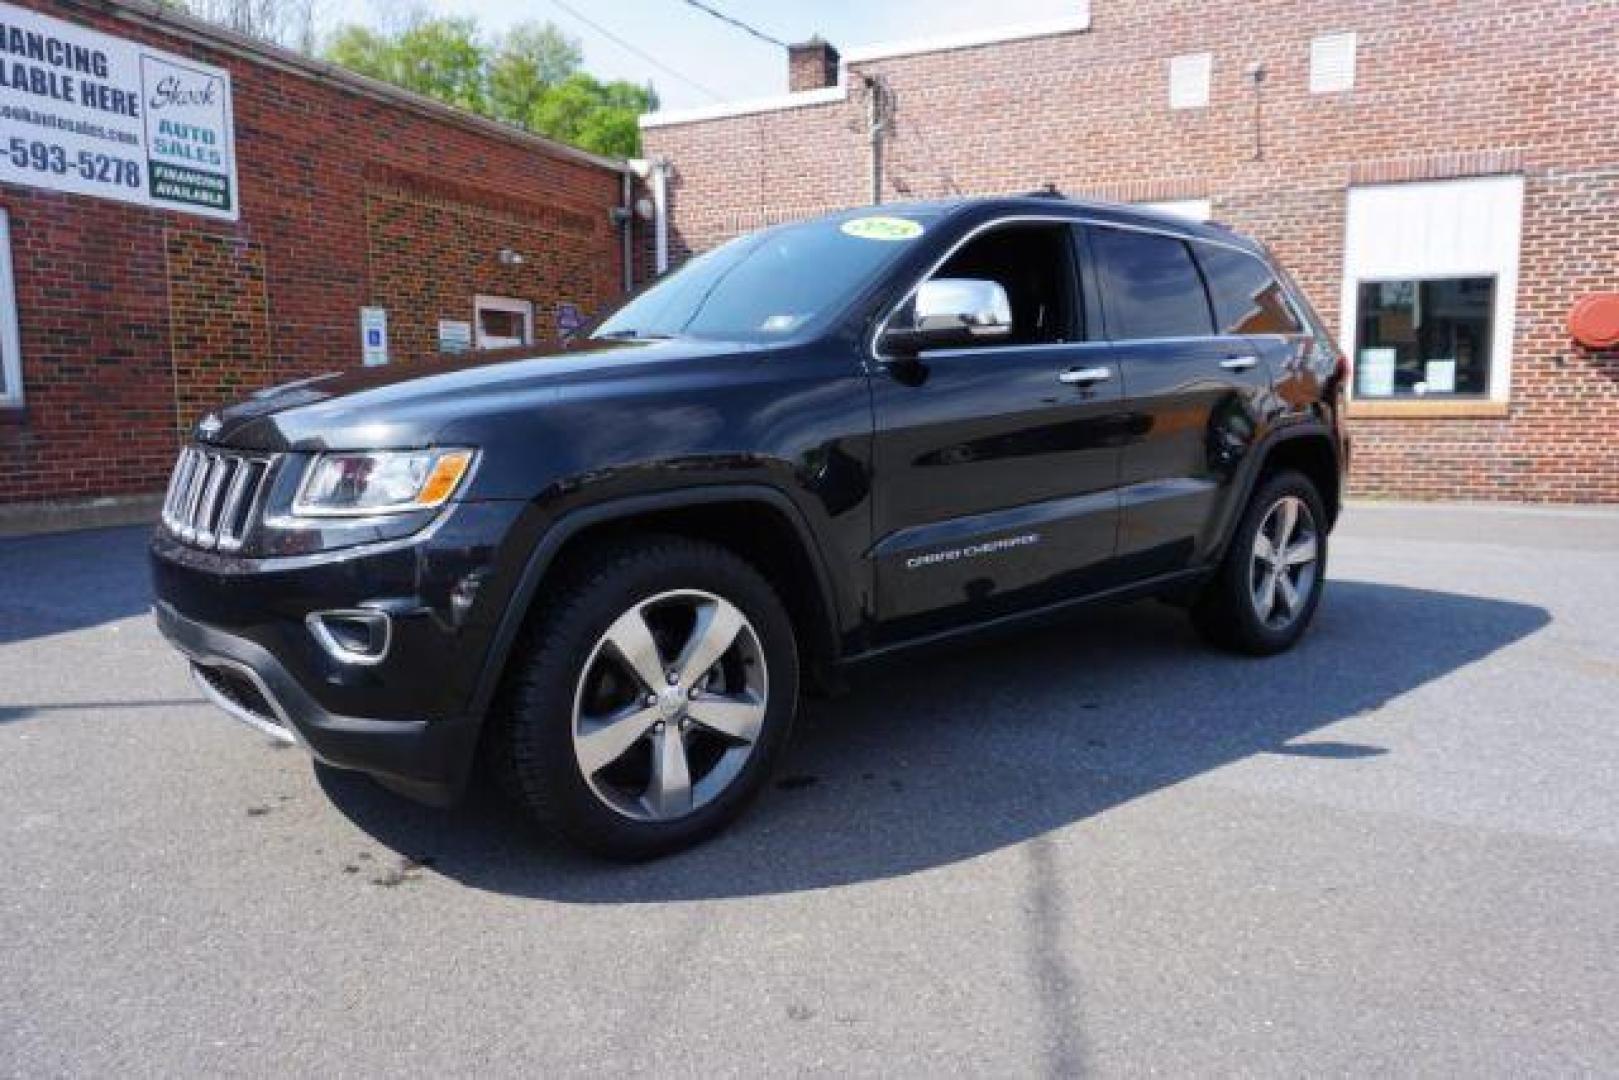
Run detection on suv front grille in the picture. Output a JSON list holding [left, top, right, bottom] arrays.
[[161, 446, 273, 551]]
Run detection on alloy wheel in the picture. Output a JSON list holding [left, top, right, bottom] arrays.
[[1249, 495, 1319, 630], [571, 589, 768, 821]]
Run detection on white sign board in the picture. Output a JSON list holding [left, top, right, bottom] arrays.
[[1424, 359, 1456, 394], [437, 319, 472, 354], [0, 3, 238, 220], [360, 306, 387, 366], [1357, 347, 1396, 398]]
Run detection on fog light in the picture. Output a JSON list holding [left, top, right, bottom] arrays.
[[306, 610, 391, 665]]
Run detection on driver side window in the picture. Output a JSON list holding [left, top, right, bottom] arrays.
[[923, 222, 1081, 347]]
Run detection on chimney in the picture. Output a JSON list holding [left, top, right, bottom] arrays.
[[788, 36, 841, 92]]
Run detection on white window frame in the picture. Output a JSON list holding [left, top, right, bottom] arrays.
[[1169, 52, 1212, 109], [473, 295, 534, 349], [1340, 175, 1524, 405], [0, 210, 22, 409], [1309, 32, 1358, 93]]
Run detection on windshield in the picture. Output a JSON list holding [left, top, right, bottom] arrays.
[[593, 212, 938, 343]]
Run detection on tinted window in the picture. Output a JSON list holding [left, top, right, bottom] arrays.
[[1356, 277, 1494, 398], [923, 223, 1078, 347], [594, 212, 937, 342], [1196, 244, 1302, 334], [1091, 227, 1213, 339]]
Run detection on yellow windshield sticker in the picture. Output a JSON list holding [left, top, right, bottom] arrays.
[[840, 215, 923, 241]]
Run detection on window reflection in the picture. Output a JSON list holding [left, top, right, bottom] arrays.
[[1356, 277, 1494, 397]]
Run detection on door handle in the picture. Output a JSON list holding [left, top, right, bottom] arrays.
[[1058, 365, 1112, 385], [1219, 356, 1259, 371]]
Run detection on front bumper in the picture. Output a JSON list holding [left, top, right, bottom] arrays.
[[149, 499, 532, 804], [156, 601, 478, 804]]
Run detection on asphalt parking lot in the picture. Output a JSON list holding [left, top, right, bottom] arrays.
[[2, 504, 1617, 1076]]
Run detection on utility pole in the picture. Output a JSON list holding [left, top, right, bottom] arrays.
[[864, 76, 892, 205]]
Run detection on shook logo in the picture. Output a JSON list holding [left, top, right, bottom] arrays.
[[905, 533, 1041, 571], [149, 74, 219, 110]]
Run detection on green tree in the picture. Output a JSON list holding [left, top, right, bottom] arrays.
[[488, 22, 583, 125], [320, 17, 656, 156], [323, 24, 396, 81], [528, 73, 657, 157], [328, 16, 485, 114]]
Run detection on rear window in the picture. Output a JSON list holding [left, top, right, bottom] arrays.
[[1195, 243, 1302, 335], [1090, 227, 1213, 340]]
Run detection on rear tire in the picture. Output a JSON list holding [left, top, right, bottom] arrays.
[[490, 535, 798, 860], [1192, 470, 1328, 656]]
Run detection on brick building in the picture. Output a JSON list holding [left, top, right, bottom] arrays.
[[0, 0, 634, 516], [642, 1, 1619, 502]]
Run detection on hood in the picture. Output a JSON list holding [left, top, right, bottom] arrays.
[[199, 337, 763, 452]]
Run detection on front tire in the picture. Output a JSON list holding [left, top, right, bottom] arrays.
[[1192, 470, 1328, 656], [492, 536, 799, 860]]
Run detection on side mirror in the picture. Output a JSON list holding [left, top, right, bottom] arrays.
[[880, 278, 1013, 356]]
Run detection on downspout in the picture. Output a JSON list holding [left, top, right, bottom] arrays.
[[619, 168, 634, 293], [626, 156, 671, 279], [652, 157, 670, 276]]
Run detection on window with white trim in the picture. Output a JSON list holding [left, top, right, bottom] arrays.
[[1310, 32, 1357, 93], [1137, 198, 1212, 222], [1340, 176, 1524, 401], [0, 210, 21, 408], [474, 295, 534, 349], [1168, 52, 1212, 109]]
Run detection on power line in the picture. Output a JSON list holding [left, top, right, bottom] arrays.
[[675, 0, 789, 50], [545, 0, 726, 102]]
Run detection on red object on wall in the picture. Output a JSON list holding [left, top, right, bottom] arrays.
[[1569, 294, 1619, 349]]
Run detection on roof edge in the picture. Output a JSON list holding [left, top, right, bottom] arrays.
[[640, 86, 845, 129], [841, 10, 1092, 64], [84, 0, 629, 174], [639, 8, 1093, 130]]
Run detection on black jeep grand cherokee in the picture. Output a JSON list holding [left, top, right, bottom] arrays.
[[153, 195, 1349, 858]]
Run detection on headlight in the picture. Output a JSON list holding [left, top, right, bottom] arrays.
[[291, 449, 475, 518]]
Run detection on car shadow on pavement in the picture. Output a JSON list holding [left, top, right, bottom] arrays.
[[317, 579, 1548, 901], [0, 526, 154, 645]]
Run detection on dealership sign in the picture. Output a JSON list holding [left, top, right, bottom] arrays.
[[0, 3, 238, 220]]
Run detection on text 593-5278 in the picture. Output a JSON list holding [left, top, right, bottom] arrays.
[[6, 137, 140, 188]]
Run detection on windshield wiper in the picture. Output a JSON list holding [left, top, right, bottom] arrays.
[[596, 329, 674, 341]]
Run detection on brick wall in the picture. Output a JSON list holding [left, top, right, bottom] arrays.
[[165, 231, 271, 436], [362, 166, 620, 362], [644, 0, 1619, 502], [0, 0, 628, 504]]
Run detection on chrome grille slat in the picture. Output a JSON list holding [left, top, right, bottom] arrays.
[[214, 459, 255, 551], [161, 449, 194, 522], [178, 454, 213, 542], [194, 454, 233, 547], [160, 445, 274, 552]]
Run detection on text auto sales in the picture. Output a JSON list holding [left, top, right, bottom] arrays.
[[0, 22, 137, 117]]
